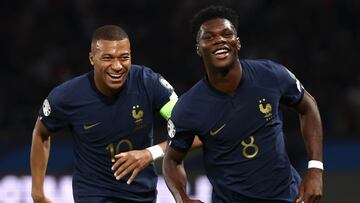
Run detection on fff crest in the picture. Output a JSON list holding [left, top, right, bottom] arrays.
[[258, 98, 273, 125], [132, 105, 144, 124]]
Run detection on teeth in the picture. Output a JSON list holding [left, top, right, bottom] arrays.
[[214, 49, 229, 55], [109, 73, 121, 78]]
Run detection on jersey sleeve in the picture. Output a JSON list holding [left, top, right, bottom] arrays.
[[142, 66, 177, 113], [38, 87, 68, 132], [167, 99, 196, 151], [271, 62, 305, 106], [167, 119, 196, 152]]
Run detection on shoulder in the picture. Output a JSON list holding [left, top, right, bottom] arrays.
[[130, 64, 174, 91], [241, 59, 289, 82], [48, 72, 90, 103], [130, 64, 157, 77], [129, 64, 159, 84], [172, 80, 205, 114], [241, 59, 284, 73]]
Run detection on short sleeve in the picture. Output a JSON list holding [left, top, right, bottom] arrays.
[[167, 119, 195, 152], [272, 62, 305, 106], [38, 87, 68, 132], [142, 67, 175, 111]]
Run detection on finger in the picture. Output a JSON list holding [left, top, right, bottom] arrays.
[[115, 152, 127, 158], [114, 159, 133, 177], [296, 190, 304, 203], [116, 163, 137, 180], [315, 195, 322, 203], [302, 193, 310, 203], [111, 156, 127, 171], [126, 169, 139, 184], [114, 153, 137, 175], [306, 194, 321, 203]]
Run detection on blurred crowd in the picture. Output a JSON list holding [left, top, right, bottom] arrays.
[[1, 0, 359, 165]]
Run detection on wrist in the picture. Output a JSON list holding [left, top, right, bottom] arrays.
[[308, 160, 324, 170], [146, 145, 164, 161], [31, 192, 45, 201]]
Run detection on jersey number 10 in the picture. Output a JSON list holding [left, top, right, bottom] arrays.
[[106, 139, 133, 163]]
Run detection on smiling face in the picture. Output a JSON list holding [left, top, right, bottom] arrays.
[[89, 39, 131, 96], [197, 18, 241, 73]]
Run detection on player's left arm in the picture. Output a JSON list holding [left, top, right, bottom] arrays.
[[293, 90, 323, 203]]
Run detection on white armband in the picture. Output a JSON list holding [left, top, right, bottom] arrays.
[[146, 145, 164, 161], [308, 160, 324, 170]]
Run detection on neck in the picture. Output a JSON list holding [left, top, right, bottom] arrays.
[[206, 60, 242, 95], [94, 76, 119, 97]]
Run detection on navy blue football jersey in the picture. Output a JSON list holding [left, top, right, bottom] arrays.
[[168, 59, 304, 202], [39, 65, 174, 202]]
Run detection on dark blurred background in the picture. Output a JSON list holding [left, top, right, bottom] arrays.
[[0, 0, 359, 202]]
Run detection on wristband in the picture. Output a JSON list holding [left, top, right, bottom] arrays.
[[308, 160, 324, 170], [146, 145, 164, 161]]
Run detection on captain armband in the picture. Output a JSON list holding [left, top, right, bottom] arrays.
[[160, 92, 178, 120], [146, 145, 164, 161], [308, 160, 324, 170]]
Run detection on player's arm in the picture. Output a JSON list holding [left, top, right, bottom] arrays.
[[163, 142, 203, 203], [112, 92, 202, 184], [159, 92, 203, 149], [111, 95, 178, 184], [30, 117, 54, 203], [112, 137, 202, 184], [293, 90, 323, 203], [112, 141, 165, 184]]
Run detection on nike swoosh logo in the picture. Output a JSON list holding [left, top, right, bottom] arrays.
[[209, 124, 226, 136], [83, 122, 101, 130]]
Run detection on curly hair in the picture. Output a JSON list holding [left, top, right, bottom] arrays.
[[190, 5, 239, 42]]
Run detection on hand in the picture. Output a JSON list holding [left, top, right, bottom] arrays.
[[32, 195, 53, 203], [176, 195, 204, 203], [182, 199, 204, 203], [296, 168, 323, 203], [112, 149, 153, 184]]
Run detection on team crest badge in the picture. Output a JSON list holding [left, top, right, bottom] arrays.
[[258, 98, 273, 126], [42, 99, 51, 116], [167, 119, 176, 138], [132, 105, 144, 124]]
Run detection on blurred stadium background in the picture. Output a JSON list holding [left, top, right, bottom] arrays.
[[1, 0, 359, 202]]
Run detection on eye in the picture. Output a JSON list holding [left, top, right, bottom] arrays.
[[202, 34, 214, 41], [223, 32, 234, 38], [102, 56, 112, 61], [120, 55, 130, 62]]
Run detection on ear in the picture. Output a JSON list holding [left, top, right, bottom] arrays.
[[89, 52, 94, 66], [236, 37, 241, 50], [196, 44, 201, 57]]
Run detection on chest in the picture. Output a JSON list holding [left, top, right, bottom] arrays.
[[198, 86, 281, 144], [68, 92, 153, 143]]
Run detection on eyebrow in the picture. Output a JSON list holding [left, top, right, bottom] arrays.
[[101, 53, 130, 57]]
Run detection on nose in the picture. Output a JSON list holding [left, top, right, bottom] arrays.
[[112, 59, 123, 71], [214, 34, 226, 43], [214, 35, 226, 44]]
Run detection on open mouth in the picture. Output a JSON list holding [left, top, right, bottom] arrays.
[[213, 48, 230, 59], [107, 72, 124, 80]]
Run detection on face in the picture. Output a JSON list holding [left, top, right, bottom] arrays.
[[197, 18, 241, 72], [89, 39, 131, 96]]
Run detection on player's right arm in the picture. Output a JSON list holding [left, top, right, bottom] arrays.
[[30, 117, 54, 203], [163, 141, 203, 203]]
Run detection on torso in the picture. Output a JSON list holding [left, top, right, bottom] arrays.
[[39, 65, 173, 201], [170, 59, 304, 202]]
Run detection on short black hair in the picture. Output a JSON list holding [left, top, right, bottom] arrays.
[[91, 25, 128, 49], [190, 5, 239, 41]]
